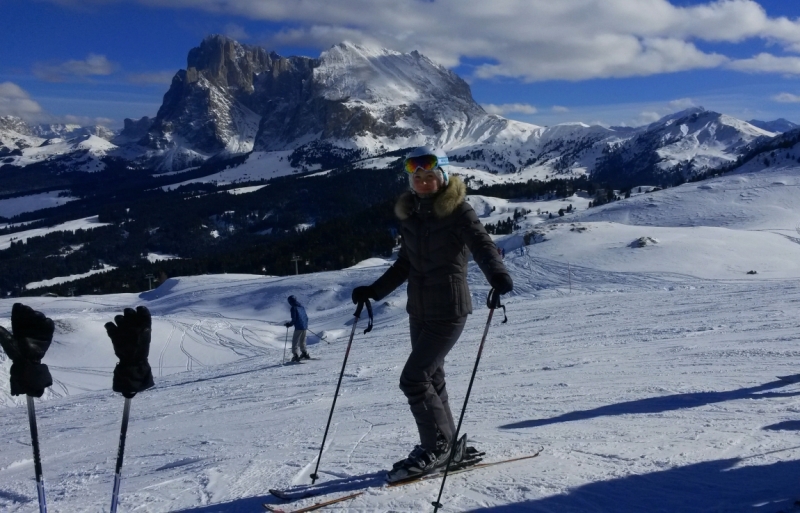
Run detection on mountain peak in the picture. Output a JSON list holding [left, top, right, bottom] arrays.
[[185, 34, 272, 90], [747, 118, 799, 134], [650, 106, 707, 128], [315, 41, 473, 108], [0, 115, 33, 136]]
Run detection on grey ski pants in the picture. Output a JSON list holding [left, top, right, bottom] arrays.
[[399, 315, 467, 451], [291, 329, 307, 356]]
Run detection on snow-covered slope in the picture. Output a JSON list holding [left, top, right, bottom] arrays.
[[7, 134, 118, 172], [3, 166, 800, 511], [0, 116, 119, 172], [565, 166, 800, 232]]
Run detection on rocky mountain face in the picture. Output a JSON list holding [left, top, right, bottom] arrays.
[[0, 116, 42, 156], [142, 35, 490, 163], [144, 35, 273, 160], [0, 116, 36, 137]]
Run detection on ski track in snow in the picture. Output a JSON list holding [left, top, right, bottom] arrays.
[[3, 169, 800, 511]]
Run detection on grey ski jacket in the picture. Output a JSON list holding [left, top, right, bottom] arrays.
[[371, 175, 509, 320]]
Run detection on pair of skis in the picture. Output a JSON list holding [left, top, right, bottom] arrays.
[[283, 357, 320, 366], [264, 447, 543, 512]]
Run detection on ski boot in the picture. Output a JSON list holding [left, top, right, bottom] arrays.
[[300, 351, 311, 360], [386, 445, 448, 483], [290, 354, 301, 363], [391, 433, 468, 470]]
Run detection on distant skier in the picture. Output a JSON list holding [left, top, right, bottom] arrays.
[[284, 296, 310, 362], [350, 146, 513, 482]]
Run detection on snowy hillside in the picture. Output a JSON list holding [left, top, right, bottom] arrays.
[[3, 166, 800, 511]]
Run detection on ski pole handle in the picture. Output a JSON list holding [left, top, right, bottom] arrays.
[[354, 300, 373, 334]]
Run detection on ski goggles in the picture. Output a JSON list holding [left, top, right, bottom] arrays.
[[403, 154, 449, 174]]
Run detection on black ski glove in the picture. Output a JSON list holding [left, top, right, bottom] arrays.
[[105, 306, 154, 399], [284, 321, 292, 328], [351, 286, 376, 304], [0, 303, 54, 397], [490, 273, 514, 295]]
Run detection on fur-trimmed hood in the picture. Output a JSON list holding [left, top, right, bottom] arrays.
[[395, 175, 466, 220]]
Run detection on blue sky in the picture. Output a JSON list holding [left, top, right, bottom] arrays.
[[4, 0, 800, 128]]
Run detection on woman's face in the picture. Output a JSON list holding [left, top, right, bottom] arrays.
[[411, 169, 441, 195]]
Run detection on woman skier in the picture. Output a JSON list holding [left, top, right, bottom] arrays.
[[351, 146, 513, 482]]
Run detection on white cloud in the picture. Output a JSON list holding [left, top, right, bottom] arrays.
[[224, 22, 250, 41], [115, 0, 800, 81], [668, 98, 697, 110], [727, 53, 800, 74], [552, 106, 569, 113], [772, 92, 800, 103], [62, 114, 116, 126], [481, 103, 538, 115], [0, 82, 45, 120], [126, 71, 176, 85], [637, 111, 664, 125], [33, 54, 118, 82], [0, 83, 120, 126]]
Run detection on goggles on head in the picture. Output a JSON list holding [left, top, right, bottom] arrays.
[[403, 154, 449, 174]]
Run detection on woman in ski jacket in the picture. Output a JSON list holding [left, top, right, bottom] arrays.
[[351, 146, 512, 481]]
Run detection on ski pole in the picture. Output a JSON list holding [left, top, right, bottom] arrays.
[[432, 288, 505, 513], [283, 327, 289, 363], [110, 397, 131, 513], [104, 305, 154, 513], [27, 395, 47, 513], [309, 300, 373, 484], [308, 329, 328, 343]]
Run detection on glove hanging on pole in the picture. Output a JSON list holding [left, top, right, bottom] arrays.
[[0, 303, 54, 398], [105, 306, 154, 398]]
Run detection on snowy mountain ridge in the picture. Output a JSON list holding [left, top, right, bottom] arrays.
[[0, 36, 790, 190]]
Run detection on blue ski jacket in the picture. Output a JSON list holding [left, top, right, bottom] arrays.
[[287, 296, 308, 330]]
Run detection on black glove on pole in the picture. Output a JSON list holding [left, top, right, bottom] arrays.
[[105, 306, 154, 513], [0, 303, 55, 397], [350, 286, 375, 304], [105, 306, 154, 399], [0, 303, 55, 513], [489, 273, 513, 295]]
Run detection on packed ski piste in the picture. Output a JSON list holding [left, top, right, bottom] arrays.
[[3, 150, 800, 512]]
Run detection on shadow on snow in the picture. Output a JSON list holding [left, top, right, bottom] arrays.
[[466, 456, 800, 512], [500, 379, 800, 430]]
